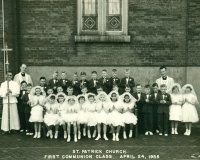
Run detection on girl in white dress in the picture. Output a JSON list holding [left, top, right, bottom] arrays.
[[29, 86, 46, 138], [77, 95, 87, 139], [44, 94, 59, 139], [86, 93, 97, 139], [57, 93, 67, 139], [65, 96, 79, 142], [95, 92, 109, 141], [121, 92, 137, 139], [181, 84, 199, 136], [108, 91, 124, 141], [169, 83, 183, 135]]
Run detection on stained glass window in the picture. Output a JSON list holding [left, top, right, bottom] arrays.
[[82, 0, 98, 31], [106, 0, 122, 31]]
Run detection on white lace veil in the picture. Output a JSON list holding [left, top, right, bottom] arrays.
[[181, 84, 199, 104], [30, 86, 46, 96], [120, 92, 137, 104], [96, 91, 109, 102], [169, 83, 182, 94]]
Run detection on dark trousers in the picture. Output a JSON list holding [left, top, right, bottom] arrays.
[[19, 112, 26, 130], [25, 113, 34, 133], [153, 106, 159, 132], [138, 112, 144, 133], [158, 113, 169, 134], [144, 113, 153, 132]]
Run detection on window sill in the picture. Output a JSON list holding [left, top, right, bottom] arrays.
[[75, 35, 131, 42]]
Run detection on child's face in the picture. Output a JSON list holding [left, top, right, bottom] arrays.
[[102, 71, 107, 78], [185, 88, 191, 94], [73, 74, 78, 80], [57, 87, 63, 93], [112, 72, 117, 77], [97, 88, 103, 94], [136, 86, 142, 92], [173, 87, 179, 94], [111, 94, 117, 101], [67, 88, 73, 94], [113, 86, 119, 91], [49, 98, 55, 104], [58, 97, 64, 103], [100, 94, 105, 101], [27, 86, 32, 93], [35, 88, 41, 96], [161, 87, 167, 93], [79, 98, 85, 104], [53, 73, 58, 79], [124, 96, 130, 103], [81, 88, 88, 94], [153, 86, 158, 92], [125, 87, 131, 93], [40, 79, 46, 86], [81, 75, 86, 80], [21, 83, 27, 90], [125, 71, 130, 77], [69, 99, 75, 105], [88, 96, 94, 103], [61, 73, 66, 79], [145, 88, 150, 94], [91, 73, 97, 79], [47, 89, 53, 95]]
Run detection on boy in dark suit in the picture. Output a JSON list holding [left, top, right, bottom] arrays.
[[110, 69, 121, 90], [98, 69, 111, 94], [143, 85, 154, 135], [39, 77, 48, 93], [48, 71, 59, 94], [66, 86, 75, 96], [152, 83, 160, 134], [58, 71, 71, 93], [88, 71, 99, 95], [71, 72, 81, 96], [17, 81, 27, 132], [80, 72, 89, 89], [22, 83, 34, 135], [132, 84, 145, 134], [156, 84, 172, 136], [120, 69, 135, 94]]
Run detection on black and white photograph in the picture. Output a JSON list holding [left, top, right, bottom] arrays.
[[0, 0, 200, 159]]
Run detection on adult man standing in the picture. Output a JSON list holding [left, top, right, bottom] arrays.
[[14, 64, 33, 87], [0, 71, 20, 133], [39, 77, 48, 93], [156, 66, 174, 93]]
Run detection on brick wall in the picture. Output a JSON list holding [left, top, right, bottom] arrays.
[[17, 0, 188, 66]]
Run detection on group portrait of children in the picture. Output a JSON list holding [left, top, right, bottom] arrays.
[[0, 64, 199, 143]]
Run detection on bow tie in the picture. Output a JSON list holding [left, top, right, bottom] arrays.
[[21, 73, 25, 77], [154, 92, 158, 93], [162, 76, 167, 80], [162, 93, 166, 95], [137, 92, 141, 94]]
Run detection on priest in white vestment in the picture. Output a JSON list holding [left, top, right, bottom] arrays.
[[0, 72, 20, 132], [156, 66, 175, 93], [14, 64, 33, 87]]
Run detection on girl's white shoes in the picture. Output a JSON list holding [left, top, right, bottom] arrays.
[[112, 134, 116, 141], [33, 132, 38, 138], [67, 135, 71, 142], [92, 130, 97, 138], [83, 128, 86, 136], [103, 135, 108, 141], [78, 131, 81, 140], [74, 135, 77, 142], [95, 135, 101, 141], [37, 132, 41, 138], [64, 131, 67, 139], [123, 132, 127, 139], [184, 129, 191, 136], [129, 130, 132, 138]]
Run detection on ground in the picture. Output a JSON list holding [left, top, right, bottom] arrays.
[[0, 124, 200, 160]]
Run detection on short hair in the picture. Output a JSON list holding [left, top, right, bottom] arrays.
[[112, 69, 117, 72], [67, 86, 73, 90], [160, 84, 167, 88], [145, 84, 150, 88], [125, 85, 131, 88], [61, 71, 66, 74], [111, 92, 117, 97], [136, 84, 142, 87], [81, 85, 87, 90], [78, 96, 85, 101], [102, 69, 107, 72], [58, 94, 64, 98], [152, 83, 158, 87], [57, 86, 63, 89], [54, 71, 59, 74], [160, 65, 167, 70], [91, 71, 97, 74], [27, 83, 32, 87], [88, 94, 95, 99], [40, 77, 46, 81], [124, 69, 130, 72], [21, 81, 27, 85], [172, 85, 179, 91], [49, 95, 56, 100], [74, 72, 78, 76], [7, 70, 12, 75], [20, 64, 27, 67], [96, 85, 103, 90], [80, 72, 86, 76], [47, 87, 53, 91], [186, 86, 192, 91]]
